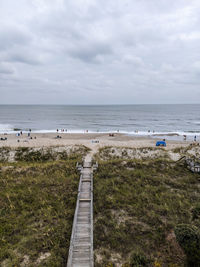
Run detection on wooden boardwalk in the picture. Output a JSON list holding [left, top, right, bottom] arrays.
[[67, 159, 95, 267]]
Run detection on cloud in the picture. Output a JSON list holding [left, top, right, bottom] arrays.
[[0, 63, 14, 74], [0, 25, 32, 51], [0, 0, 200, 104], [193, 61, 200, 73], [6, 51, 42, 65], [70, 41, 113, 63], [123, 55, 144, 66]]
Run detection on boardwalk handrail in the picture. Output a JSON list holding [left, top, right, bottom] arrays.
[[67, 173, 83, 266], [90, 172, 94, 267]]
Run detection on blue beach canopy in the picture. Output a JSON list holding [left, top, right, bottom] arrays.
[[156, 141, 166, 147]]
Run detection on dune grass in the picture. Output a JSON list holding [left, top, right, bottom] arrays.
[[0, 145, 90, 162], [0, 151, 84, 266], [94, 158, 200, 266]]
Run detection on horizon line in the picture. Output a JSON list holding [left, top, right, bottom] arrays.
[[0, 103, 200, 106]]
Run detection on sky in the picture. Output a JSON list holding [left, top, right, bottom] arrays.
[[0, 0, 200, 104]]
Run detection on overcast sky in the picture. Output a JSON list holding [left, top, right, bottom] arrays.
[[0, 0, 200, 104]]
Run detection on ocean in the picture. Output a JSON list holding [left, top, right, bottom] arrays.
[[0, 104, 200, 139]]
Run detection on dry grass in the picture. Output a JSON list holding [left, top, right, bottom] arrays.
[[94, 156, 200, 266], [0, 149, 85, 267]]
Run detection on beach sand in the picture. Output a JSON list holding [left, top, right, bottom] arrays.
[[0, 133, 190, 154]]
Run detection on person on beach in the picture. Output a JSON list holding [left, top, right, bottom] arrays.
[[194, 135, 197, 142], [183, 135, 187, 141], [0, 137, 7, 141]]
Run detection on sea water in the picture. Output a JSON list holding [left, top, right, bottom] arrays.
[[0, 104, 200, 139]]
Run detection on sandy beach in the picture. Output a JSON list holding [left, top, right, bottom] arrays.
[[0, 133, 191, 153]]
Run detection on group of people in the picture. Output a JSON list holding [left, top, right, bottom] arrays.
[[15, 129, 37, 142], [0, 137, 7, 141], [57, 129, 67, 133], [183, 135, 197, 142], [56, 129, 90, 133], [16, 129, 32, 136]]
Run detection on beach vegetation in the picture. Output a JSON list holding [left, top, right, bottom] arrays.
[[0, 147, 11, 162], [129, 251, 150, 266], [175, 224, 200, 266], [94, 155, 200, 266], [172, 144, 200, 158], [0, 145, 90, 162], [0, 148, 84, 266], [192, 203, 200, 220], [95, 146, 169, 161]]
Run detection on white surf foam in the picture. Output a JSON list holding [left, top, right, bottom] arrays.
[[0, 124, 14, 133], [1, 127, 200, 137]]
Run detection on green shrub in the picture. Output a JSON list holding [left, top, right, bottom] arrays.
[[192, 203, 200, 220], [129, 251, 149, 267], [105, 262, 115, 267], [175, 224, 200, 266], [15, 148, 55, 162]]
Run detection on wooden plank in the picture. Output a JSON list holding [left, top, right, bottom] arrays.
[[67, 159, 95, 267]]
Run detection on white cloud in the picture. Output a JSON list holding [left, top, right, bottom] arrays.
[[0, 0, 200, 104], [0, 63, 15, 74], [123, 55, 144, 66], [193, 61, 200, 73]]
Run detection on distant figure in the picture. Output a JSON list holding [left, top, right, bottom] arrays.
[[194, 135, 197, 142], [29, 129, 31, 132], [20, 131, 23, 135], [0, 137, 7, 141], [183, 135, 187, 141], [57, 129, 59, 133], [28, 132, 30, 137]]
